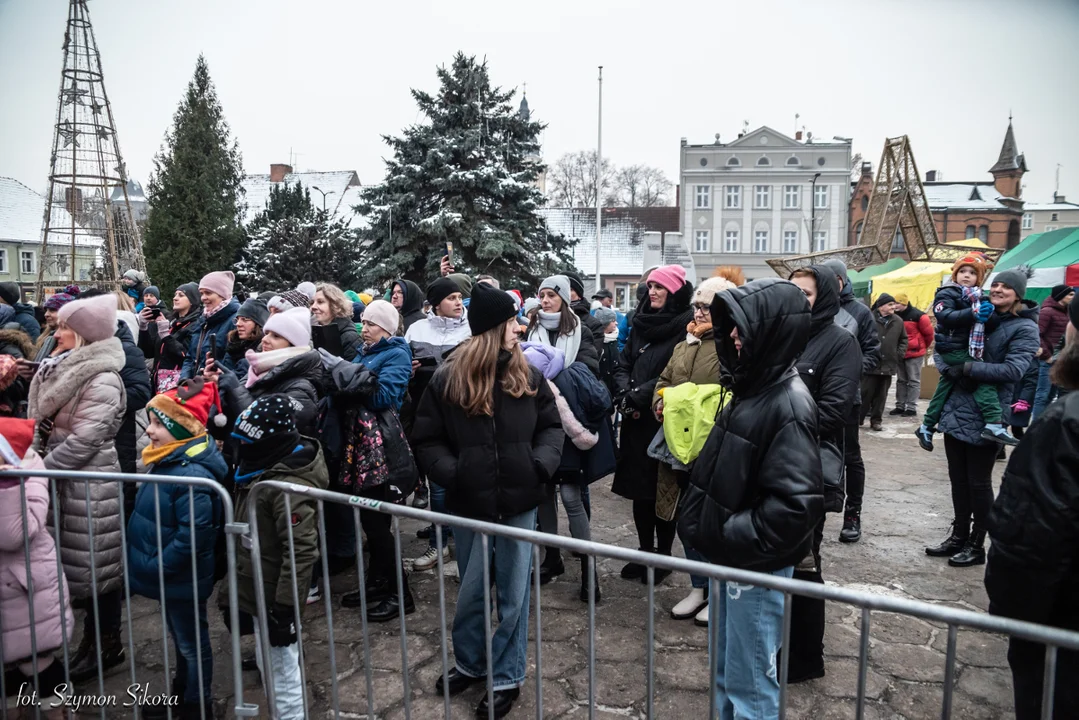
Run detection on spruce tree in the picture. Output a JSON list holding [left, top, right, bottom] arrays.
[[357, 52, 578, 291], [238, 180, 364, 291], [143, 55, 246, 296]]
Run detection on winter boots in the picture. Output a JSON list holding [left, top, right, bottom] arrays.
[[539, 548, 565, 585], [839, 510, 862, 543], [579, 556, 601, 604], [670, 587, 708, 620], [925, 521, 970, 557], [948, 528, 987, 567]]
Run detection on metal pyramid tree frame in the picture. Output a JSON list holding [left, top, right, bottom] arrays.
[[36, 0, 144, 299], [767, 135, 1003, 276]]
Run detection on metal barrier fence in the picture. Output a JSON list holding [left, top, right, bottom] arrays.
[[246, 479, 1079, 720], [0, 468, 257, 720]]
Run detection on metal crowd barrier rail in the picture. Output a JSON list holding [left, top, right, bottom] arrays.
[[0, 467, 257, 720], [247, 479, 1079, 720]]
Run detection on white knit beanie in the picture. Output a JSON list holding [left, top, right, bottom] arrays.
[[693, 276, 737, 306], [361, 300, 400, 335], [263, 307, 312, 348]]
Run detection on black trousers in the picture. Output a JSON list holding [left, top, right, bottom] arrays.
[[358, 484, 397, 582], [843, 406, 866, 512], [943, 434, 996, 529], [1009, 636, 1078, 719], [632, 498, 676, 555], [82, 588, 123, 639], [859, 375, 893, 425]]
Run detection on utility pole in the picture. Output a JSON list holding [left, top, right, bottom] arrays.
[[594, 66, 603, 294]]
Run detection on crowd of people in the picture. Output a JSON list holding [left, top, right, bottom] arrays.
[[0, 250, 1075, 719]]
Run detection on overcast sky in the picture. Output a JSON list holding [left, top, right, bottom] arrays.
[[2, 0, 1077, 204]]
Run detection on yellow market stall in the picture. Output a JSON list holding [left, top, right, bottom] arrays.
[[870, 240, 991, 310]]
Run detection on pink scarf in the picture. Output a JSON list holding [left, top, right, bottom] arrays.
[[244, 346, 309, 388]]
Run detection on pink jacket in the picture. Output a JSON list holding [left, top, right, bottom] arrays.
[[0, 451, 75, 663]]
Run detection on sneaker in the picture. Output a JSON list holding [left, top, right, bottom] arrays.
[[412, 487, 429, 509], [307, 581, 323, 605], [413, 545, 449, 572], [915, 424, 934, 452], [981, 423, 1020, 446], [888, 407, 904, 416], [870, 420, 883, 432]]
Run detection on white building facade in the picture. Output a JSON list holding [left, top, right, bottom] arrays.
[[1020, 194, 1079, 240], [679, 126, 852, 282]]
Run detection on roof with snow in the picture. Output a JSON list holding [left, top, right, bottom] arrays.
[[989, 121, 1027, 174], [241, 170, 360, 224], [0, 176, 103, 247], [109, 179, 147, 204], [1023, 202, 1079, 212], [923, 182, 1016, 211], [542, 207, 679, 276]]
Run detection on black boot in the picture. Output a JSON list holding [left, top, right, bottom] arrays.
[[579, 556, 601, 604], [367, 572, 415, 622], [948, 528, 987, 567], [925, 521, 969, 557], [620, 549, 650, 580], [647, 549, 673, 585], [141, 677, 185, 719], [69, 632, 126, 682], [538, 549, 564, 585], [342, 574, 393, 608], [839, 510, 861, 543]]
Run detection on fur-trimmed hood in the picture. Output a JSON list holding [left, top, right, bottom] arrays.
[[28, 337, 125, 421], [0, 327, 33, 359]]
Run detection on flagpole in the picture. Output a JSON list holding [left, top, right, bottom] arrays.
[[594, 66, 603, 294]]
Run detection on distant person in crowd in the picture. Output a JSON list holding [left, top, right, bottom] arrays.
[[860, 294, 907, 431], [680, 279, 822, 718], [121, 269, 149, 312], [141, 285, 162, 313], [33, 285, 80, 361], [891, 292, 934, 417], [917, 254, 1020, 450], [268, 282, 316, 315], [412, 282, 564, 720], [475, 274, 500, 288], [221, 297, 269, 379], [613, 265, 694, 583], [0, 282, 41, 341], [925, 267, 1038, 568], [566, 274, 606, 359], [390, 279, 426, 331], [592, 306, 620, 397], [1032, 284, 1074, 419], [985, 291, 1079, 720], [128, 379, 226, 718], [140, 282, 203, 393], [27, 294, 128, 681], [182, 271, 240, 380], [112, 290, 141, 344], [311, 283, 362, 361]]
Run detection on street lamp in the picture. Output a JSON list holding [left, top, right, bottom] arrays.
[[809, 172, 822, 251], [311, 186, 335, 213]]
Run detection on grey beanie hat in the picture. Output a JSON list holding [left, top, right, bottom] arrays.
[[994, 265, 1032, 299], [538, 275, 572, 307], [593, 307, 617, 326]]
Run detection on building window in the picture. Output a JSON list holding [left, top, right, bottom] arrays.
[[978, 225, 988, 242], [725, 185, 741, 209], [861, 195, 869, 211], [965, 225, 976, 239], [1051, 212, 1059, 221], [1021, 213, 1032, 230], [814, 185, 829, 209], [694, 230, 710, 253], [726, 157, 740, 167], [0, 250, 7, 274], [783, 185, 800, 209], [20, 251, 34, 275], [724, 230, 739, 253], [756, 156, 771, 166], [813, 231, 827, 252], [754, 185, 771, 209], [891, 229, 905, 252], [754, 230, 769, 253], [783, 230, 798, 253], [786, 156, 800, 166], [695, 185, 711, 209]]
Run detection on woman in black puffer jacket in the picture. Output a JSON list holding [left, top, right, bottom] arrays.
[[612, 264, 693, 581]]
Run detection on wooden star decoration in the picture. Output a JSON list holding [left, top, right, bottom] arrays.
[[90, 101, 104, 115], [96, 127, 111, 142]]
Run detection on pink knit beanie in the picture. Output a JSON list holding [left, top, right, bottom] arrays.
[[263, 307, 312, 348], [199, 271, 235, 301], [361, 300, 400, 335], [648, 265, 687, 294], [57, 294, 117, 343]]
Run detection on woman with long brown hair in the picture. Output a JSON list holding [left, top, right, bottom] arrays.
[[412, 282, 565, 719]]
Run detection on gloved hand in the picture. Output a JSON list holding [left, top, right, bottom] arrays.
[[939, 364, 962, 381], [1011, 399, 1031, 413], [975, 300, 993, 323], [318, 347, 345, 370], [267, 604, 297, 647]]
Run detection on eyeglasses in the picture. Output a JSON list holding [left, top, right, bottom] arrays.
[[692, 304, 710, 313]]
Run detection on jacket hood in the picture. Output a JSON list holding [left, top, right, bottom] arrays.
[[800, 265, 840, 337], [710, 279, 811, 397], [0, 327, 33, 358], [395, 279, 425, 317], [822, 259, 854, 300], [1041, 296, 1066, 313], [1017, 298, 1039, 322], [156, 436, 229, 481], [266, 439, 329, 490], [115, 317, 136, 347]]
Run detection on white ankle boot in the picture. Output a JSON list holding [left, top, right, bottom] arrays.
[[694, 603, 709, 626], [670, 587, 708, 620]]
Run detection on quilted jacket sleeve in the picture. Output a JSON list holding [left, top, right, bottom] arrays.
[[43, 373, 125, 472], [965, 321, 1039, 385], [530, 376, 567, 482], [411, 372, 459, 492], [816, 335, 862, 439]]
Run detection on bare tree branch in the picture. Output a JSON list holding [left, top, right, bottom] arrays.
[[610, 164, 671, 207], [547, 150, 614, 207]]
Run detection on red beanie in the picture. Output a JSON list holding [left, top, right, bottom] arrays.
[[147, 377, 225, 439], [0, 418, 36, 461]]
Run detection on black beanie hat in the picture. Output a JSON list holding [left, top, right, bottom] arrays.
[[237, 297, 270, 328], [468, 282, 518, 336], [872, 293, 896, 310], [427, 277, 460, 309], [176, 282, 200, 309], [231, 394, 302, 480], [1051, 284, 1074, 302], [566, 274, 586, 300]]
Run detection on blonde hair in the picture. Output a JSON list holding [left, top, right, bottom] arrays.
[[315, 283, 354, 320], [56, 321, 86, 351], [114, 290, 134, 312], [443, 325, 536, 416]]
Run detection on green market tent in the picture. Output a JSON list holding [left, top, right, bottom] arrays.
[[987, 227, 1079, 304], [849, 257, 907, 298]]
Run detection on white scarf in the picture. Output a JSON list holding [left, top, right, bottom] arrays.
[[528, 312, 581, 366], [245, 346, 309, 388]]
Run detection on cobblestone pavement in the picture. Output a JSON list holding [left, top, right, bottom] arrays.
[[71, 408, 1017, 719]]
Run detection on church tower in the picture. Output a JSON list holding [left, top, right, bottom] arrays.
[[989, 117, 1027, 199]]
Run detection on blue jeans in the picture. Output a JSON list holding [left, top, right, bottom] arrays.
[[1032, 359, 1053, 420], [452, 509, 536, 691], [165, 599, 213, 705], [710, 566, 794, 719], [428, 481, 453, 548]]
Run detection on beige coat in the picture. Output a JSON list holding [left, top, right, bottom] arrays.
[[28, 338, 126, 598]]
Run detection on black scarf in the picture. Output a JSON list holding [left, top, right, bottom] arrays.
[[630, 283, 694, 344]]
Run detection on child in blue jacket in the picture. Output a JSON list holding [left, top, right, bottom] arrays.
[[127, 378, 226, 718]]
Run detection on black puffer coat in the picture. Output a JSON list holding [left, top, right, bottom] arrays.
[[793, 266, 862, 446], [411, 352, 565, 522], [985, 391, 1079, 633], [611, 281, 694, 501], [679, 279, 824, 572], [573, 298, 606, 361], [217, 350, 324, 437]]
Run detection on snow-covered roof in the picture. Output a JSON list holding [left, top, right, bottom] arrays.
[[0, 176, 103, 247], [923, 182, 1012, 211], [241, 170, 360, 224], [1023, 202, 1079, 212], [109, 179, 147, 204], [541, 207, 679, 277]]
